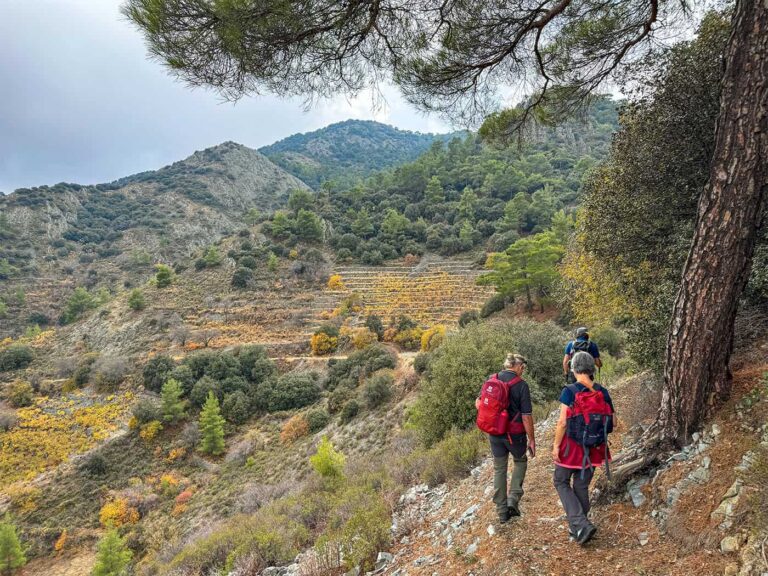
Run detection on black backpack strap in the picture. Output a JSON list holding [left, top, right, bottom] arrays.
[[565, 383, 580, 407], [506, 376, 524, 422]]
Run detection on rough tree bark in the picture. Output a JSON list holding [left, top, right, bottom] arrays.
[[658, 0, 767, 445]]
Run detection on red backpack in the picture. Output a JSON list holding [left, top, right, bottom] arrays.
[[565, 384, 614, 476], [476, 374, 524, 436]]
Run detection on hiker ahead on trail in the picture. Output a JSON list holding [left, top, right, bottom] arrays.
[[563, 327, 602, 385], [476, 353, 536, 524], [552, 351, 614, 545]]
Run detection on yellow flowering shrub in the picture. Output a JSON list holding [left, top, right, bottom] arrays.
[[351, 329, 378, 350], [139, 420, 163, 442], [0, 391, 132, 488], [99, 497, 140, 527], [420, 325, 447, 352], [158, 472, 184, 497], [166, 447, 187, 462], [311, 333, 338, 356], [327, 275, 346, 290], [393, 327, 423, 351]]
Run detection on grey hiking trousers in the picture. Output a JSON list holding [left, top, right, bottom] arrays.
[[489, 434, 528, 517], [553, 465, 595, 533]]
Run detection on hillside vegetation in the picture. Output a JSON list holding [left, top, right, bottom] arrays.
[[259, 119, 457, 188]]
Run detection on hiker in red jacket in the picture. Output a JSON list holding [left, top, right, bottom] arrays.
[[477, 353, 536, 523], [552, 351, 615, 545]]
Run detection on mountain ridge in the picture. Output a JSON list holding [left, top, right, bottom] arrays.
[[259, 119, 463, 188]]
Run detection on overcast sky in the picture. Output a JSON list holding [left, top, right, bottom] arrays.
[[0, 0, 449, 193]]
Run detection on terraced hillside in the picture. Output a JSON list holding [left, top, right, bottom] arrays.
[[330, 259, 494, 325]]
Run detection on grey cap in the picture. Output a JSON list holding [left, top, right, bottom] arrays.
[[574, 326, 589, 338], [571, 351, 595, 376]]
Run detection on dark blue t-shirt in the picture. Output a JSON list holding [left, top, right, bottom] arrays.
[[564, 337, 600, 358], [559, 382, 614, 411]]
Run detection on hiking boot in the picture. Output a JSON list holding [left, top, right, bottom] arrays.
[[507, 502, 521, 518], [498, 508, 511, 524], [576, 524, 597, 545]]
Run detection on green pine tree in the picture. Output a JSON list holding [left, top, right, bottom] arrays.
[[127, 289, 145, 311], [91, 529, 132, 576], [154, 264, 174, 288], [351, 208, 374, 238], [199, 391, 225, 455], [479, 231, 565, 312], [161, 378, 186, 423], [267, 252, 279, 272], [0, 517, 26, 575], [424, 175, 444, 204], [457, 186, 478, 222]]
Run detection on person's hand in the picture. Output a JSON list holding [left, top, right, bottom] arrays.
[[552, 445, 560, 462], [527, 440, 536, 458]]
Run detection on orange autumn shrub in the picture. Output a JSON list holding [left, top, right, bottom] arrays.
[[99, 497, 140, 527], [54, 530, 68, 554], [280, 414, 310, 444]]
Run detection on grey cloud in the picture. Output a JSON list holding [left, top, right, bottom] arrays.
[[0, 0, 447, 192]]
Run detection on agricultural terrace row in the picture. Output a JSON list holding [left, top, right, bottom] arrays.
[[329, 262, 494, 325], [137, 261, 494, 354]]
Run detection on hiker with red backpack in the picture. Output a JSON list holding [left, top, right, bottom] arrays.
[[563, 327, 602, 385], [476, 353, 536, 524], [552, 351, 614, 545]]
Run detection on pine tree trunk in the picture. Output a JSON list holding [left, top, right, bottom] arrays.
[[658, 0, 768, 445]]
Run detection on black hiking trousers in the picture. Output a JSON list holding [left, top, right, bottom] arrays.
[[553, 465, 595, 534]]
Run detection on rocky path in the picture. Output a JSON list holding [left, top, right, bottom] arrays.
[[377, 364, 768, 576]]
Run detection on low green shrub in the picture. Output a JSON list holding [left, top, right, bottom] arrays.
[[310, 436, 345, 479], [164, 513, 307, 576], [413, 352, 432, 375], [458, 310, 480, 327], [0, 345, 34, 372], [132, 398, 162, 425], [339, 400, 360, 424], [326, 345, 396, 391], [480, 293, 506, 318], [306, 408, 331, 432], [362, 372, 393, 409], [143, 355, 175, 393], [410, 318, 566, 445], [190, 376, 222, 408], [590, 325, 625, 358], [259, 373, 321, 412], [222, 391, 251, 425], [316, 485, 391, 571], [5, 380, 34, 407], [400, 429, 484, 487], [328, 386, 353, 414]]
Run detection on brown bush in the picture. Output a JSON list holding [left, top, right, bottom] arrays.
[[280, 414, 310, 444]]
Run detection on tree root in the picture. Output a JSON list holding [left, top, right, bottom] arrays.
[[596, 429, 669, 501]]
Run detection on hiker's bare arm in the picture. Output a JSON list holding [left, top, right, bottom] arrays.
[[552, 405, 568, 461], [522, 414, 535, 456], [595, 357, 603, 368], [562, 355, 570, 375]]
